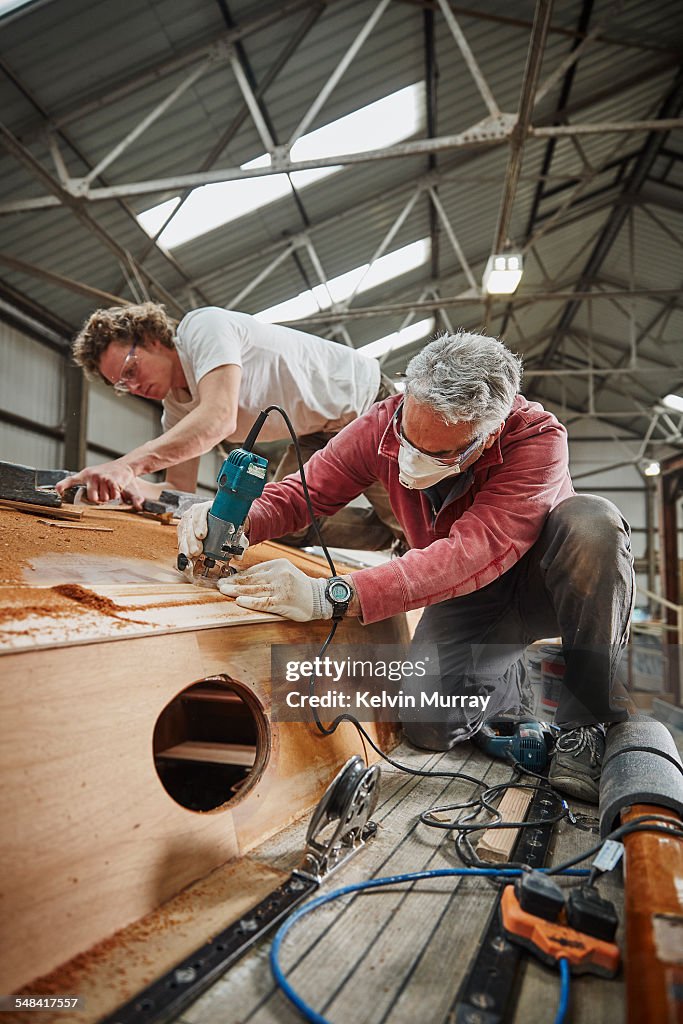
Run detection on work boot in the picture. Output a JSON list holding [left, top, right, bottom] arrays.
[[548, 724, 606, 804]]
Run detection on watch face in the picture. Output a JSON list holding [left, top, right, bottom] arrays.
[[329, 579, 351, 602]]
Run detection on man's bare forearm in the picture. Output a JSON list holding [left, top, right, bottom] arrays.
[[123, 412, 232, 477]]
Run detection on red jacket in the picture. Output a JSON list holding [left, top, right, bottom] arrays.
[[248, 394, 574, 624]]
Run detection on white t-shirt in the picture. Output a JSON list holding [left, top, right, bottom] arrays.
[[161, 308, 381, 443]]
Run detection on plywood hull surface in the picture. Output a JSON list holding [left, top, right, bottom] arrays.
[[0, 507, 405, 998]]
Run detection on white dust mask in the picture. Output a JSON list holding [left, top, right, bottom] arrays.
[[397, 444, 464, 490]]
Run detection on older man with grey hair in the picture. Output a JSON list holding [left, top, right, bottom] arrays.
[[178, 331, 634, 804]]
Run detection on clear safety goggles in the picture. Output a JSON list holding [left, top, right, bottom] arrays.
[[391, 401, 483, 469], [112, 343, 140, 394]]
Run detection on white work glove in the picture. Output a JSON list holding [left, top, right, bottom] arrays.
[[177, 500, 212, 560], [217, 559, 331, 622], [176, 500, 249, 575]]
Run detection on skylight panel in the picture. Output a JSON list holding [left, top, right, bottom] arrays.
[[137, 83, 424, 249], [0, 1, 34, 16], [290, 84, 424, 162], [254, 291, 322, 324], [137, 196, 181, 238], [255, 239, 429, 324], [360, 318, 435, 359]]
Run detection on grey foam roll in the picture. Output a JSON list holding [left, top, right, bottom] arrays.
[[599, 717, 683, 838]]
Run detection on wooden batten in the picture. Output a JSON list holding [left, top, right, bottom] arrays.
[[476, 787, 534, 863], [0, 506, 406, 996]]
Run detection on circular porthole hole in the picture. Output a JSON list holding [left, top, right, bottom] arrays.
[[153, 676, 269, 812]]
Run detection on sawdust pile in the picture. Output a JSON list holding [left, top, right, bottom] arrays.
[[0, 588, 79, 625], [0, 584, 139, 628], [51, 583, 130, 617], [0, 506, 178, 584]]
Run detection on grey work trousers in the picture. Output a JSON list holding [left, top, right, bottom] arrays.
[[402, 495, 635, 751], [272, 376, 405, 552]]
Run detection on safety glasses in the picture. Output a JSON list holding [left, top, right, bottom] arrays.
[[391, 400, 482, 469], [112, 343, 139, 394]]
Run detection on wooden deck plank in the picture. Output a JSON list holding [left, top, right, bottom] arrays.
[[310, 769, 509, 1024], [178, 741, 628, 1024], [180, 747, 505, 1024], [177, 748, 468, 1024]]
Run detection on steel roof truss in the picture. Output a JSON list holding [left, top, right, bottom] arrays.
[[285, 0, 392, 151]]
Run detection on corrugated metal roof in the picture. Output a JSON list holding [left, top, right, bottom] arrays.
[[0, 0, 682, 449]]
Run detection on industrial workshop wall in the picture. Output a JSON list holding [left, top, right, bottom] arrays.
[[87, 378, 162, 463], [0, 317, 63, 467], [0, 315, 160, 468]]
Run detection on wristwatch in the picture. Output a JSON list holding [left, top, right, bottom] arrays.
[[324, 576, 353, 621]]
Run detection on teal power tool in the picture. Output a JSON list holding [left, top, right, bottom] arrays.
[[177, 421, 268, 587], [472, 719, 554, 772]]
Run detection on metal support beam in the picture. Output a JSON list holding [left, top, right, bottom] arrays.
[[63, 361, 88, 470], [287, 0, 391, 148], [186, 56, 677, 291], [586, 294, 683, 410], [570, 327, 681, 373], [493, 0, 553, 251], [537, 151, 634, 203], [397, 1, 680, 56], [522, 134, 638, 256], [532, 0, 602, 107], [228, 241, 298, 308], [229, 49, 276, 154], [639, 202, 683, 253], [435, 0, 500, 117], [79, 58, 214, 188], [0, 252, 128, 306], [424, 6, 441, 329], [70, 121, 516, 202], [530, 118, 683, 137], [303, 239, 340, 327], [46, 129, 70, 185], [427, 187, 478, 291], [340, 188, 423, 310], [523, 366, 683, 378], [18, 2, 334, 138], [0, 57, 211, 307], [0, 121, 185, 314], [8, 115, 679, 210], [138, 4, 324, 268], [658, 459, 683, 639], [0, 119, 513, 212], [0, 294, 70, 352], [285, 286, 683, 325], [214, 0, 325, 305]]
